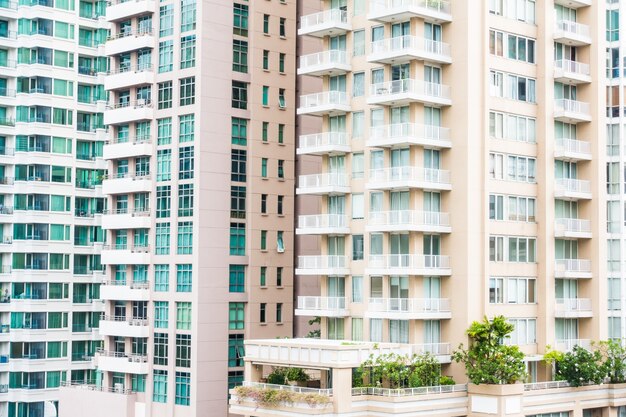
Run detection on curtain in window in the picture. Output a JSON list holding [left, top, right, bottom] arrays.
[[369, 319, 382, 342]]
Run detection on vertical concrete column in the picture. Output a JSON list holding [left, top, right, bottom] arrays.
[[244, 361, 262, 383], [467, 383, 525, 417], [331, 368, 353, 413]]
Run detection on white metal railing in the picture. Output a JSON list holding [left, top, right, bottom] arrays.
[[102, 280, 150, 289], [242, 381, 332, 396], [352, 383, 466, 397], [368, 298, 450, 314], [103, 208, 150, 216], [299, 132, 349, 150], [554, 218, 591, 234], [554, 98, 590, 115], [369, 123, 450, 144], [555, 339, 591, 352], [297, 296, 346, 311], [554, 178, 591, 194], [524, 381, 571, 391], [299, 50, 349, 69], [555, 19, 590, 39], [369, 0, 451, 15], [97, 349, 148, 363], [555, 298, 592, 312], [102, 244, 150, 253], [370, 79, 451, 100], [108, 27, 153, 40], [300, 9, 348, 30], [369, 167, 450, 186], [555, 138, 591, 156], [298, 214, 348, 229], [554, 59, 590, 76], [101, 315, 148, 326], [106, 99, 153, 110], [370, 36, 450, 58], [555, 258, 592, 274], [299, 91, 349, 109], [61, 381, 133, 395], [368, 210, 450, 228], [297, 255, 348, 270], [298, 173, 349, 189], [412, 342, 451, 355], [107, 64, 153, 75], [104, 172, 151, 180], [107, 135, 151, 145], [368, 254, 450, 270]]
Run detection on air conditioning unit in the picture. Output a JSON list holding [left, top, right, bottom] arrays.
[[136, 99, 146, 107], [114, 383, 124, 393]]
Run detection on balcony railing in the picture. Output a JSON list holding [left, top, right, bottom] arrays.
[[242, 381, 332, 396], [106, 99, 153, 110], [368, 254, 450, 270], [555, 298, 592, 312], [107, 135, 151, 145], [300, 9, 347, 31], [101, 315, 148, 326], [370, 79, 451, 101], [297, 296, 346, 311], [524, 381, 571, 391], [299, 50, 349, 69], [102, 244, 150, 253], [298, 173, 349, 189], [297, 255, 348, 270], [299, 91, 349, 109], [107, 27, 153, 40], [555, 19, 590, 39], [298, 132, 349, 150], [352, 384, 466, 397], [554, 98, 590, 115], [107, 64, 153, 75], [369, 0, 452, 15], [554, 59, 590, 77], [368, 123, 451, 146], [554, 218, 591, 234], [555, 339, 591, 352], [555, 138, 591, 156], [368, 166, 450, 186], [370, 36, 451, 60], [102, 280, 149, 289], [555, 258, 592, 275], [298, 214, 348, 230], [368, 210, 450, 229], [555, 177, 590, 194], [97, 349, 148, 363], [368, 298, 451, 314]]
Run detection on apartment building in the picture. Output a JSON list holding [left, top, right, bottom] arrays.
[[43, 0, 296, 416]]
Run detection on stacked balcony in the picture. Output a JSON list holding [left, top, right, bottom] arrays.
[[368, 36, 451, 65], [367, 0, 452, 23], [368, 79, 451, 107], [367, 123, 451, 149], [366, 254, 451, 276], [367, 167, 451, 191], [298, 50, 351, 77], [298, 9, 351, 38], [366, 298, 451, 320], [294, 296, 349, 318], [367, 210, 451, 233]]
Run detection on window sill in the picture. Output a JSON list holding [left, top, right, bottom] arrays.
[[277, 214, 284, 218], [278, 142, 285, 146], [260, 286, 267, 289], [278, 178, 285, 181], [262, 141, 269, 144], [262, 177, 269, 180], [263, 69, 270, 73], [276, 322, 284, 326], [260, 249, 268, 253], [261, 213, 268, 217], [263, 105, 270, 109], [260, 322, 267, 326], [277, 286, 284, 289], [280, 36, 286, 40]]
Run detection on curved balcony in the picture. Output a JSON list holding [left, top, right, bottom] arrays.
[[105, 27, 154, 55], [554, 99, 591, 123], [102, 172, 152, 195], [554, 178, 591, 200], [554, 20, 591, 46], [554, 138, 591, 161], [101, 244, 151, 265], [368, 0, 452, 23], [96, 350, 149, 374], [101, 208, 151, 229], [367, 123, 451, 148], [367, 167, 451, 191], [295, 255, 349, 276], [297, 173, 350, 195], [368, 79, 451, 107], [366, 254, 451, 276], [366, 298, 451, 320], [555, 298, 592, 318], [298, 50, 351, 77], [554, 59, 591, 84], [367, 210, 451, 233], [103, 136, 152, 159], [295, 296, 349, 318], [296, 214, 350, 235], [554, 258, 592, 279], [99, 315, 149, 338], [368, 36, 451, 65], [106, 0, 156, 22], [100, 280, 150, 301], [298, 9, 351, 38], [105, 64, 154, 91], [554, 218, 591, 239], [297, 132, 350, 156], [298, 91, 350, 116], [104, 99, 154, 125]]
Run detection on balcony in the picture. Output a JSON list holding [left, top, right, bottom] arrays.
[[298, 50, 351, 77], [101, 209, 151, 229], [100, 280, 150, 301], [59, 383, 137, 417], [96, 350, 149, 374], [103, 136, 152, 160], [555, 339, 591, 352], [105, 28, 155, 56], [295, 255, 350, 276], [554, 20, 591, 46], [554, 138, 591, 161], [298, 91, 350, 116], [367, 167, 451, 191], [295, 296, 349, 318], [297, 173, 350, 195], [105, 65, 154, 91], [367, 254, 451, 276], [368, 79, 451, 107], [368, 0, 452, 23], [367, 123, 451, 148], [296, 214, 350, 235], [297, 132, 350, 156], [368, 36, 451, 65], [554, 259, 592, 279], [553, 59, 591, 84], [298, 9, 350, 38], [367, 298, 451, 320], [554, 99, 591, 123], [106, 0, 156, 22], [554, 218, 592, 239], [554, 0, 591, 7], [367, 210, 451, 233], [555, 298, 592, 318], [99, 315, 149, 338], [101, 244, 151, 265], [102, 173, 151, 195], [103, 100, 154, 125], [554, 178, 592, 200]]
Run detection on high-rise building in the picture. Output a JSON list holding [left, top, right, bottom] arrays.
[[45, 0, 295, 416]]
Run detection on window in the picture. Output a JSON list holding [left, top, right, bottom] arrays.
[[176, 302, 192, 330], [154, 301, 168, 328], [507, 155, 536, 182], [489, 70, 536, 103], [153, 370, 167, 403], [277, 231, 284, 253], [157, 82, 172, 109], [228, 371, 244, 391], [175, 372, 190, 406], [260, 266, 267, 286], [228, 334, 245, 367], [279, 53, 285, 72], [159, 5, 174, 37], [155, 223, 170, 255], [260, 230, 267, 250], [353, 30, 365, 56], [278, 89, 286, 108], [276, 303, 283, 323], [179, 146, 194, 180], [278, 160, 284, 179], [180, 0, 196, 32], [233, 40, 248, 73], [490, 277, 536, 304], [508, 318, 537, 345], [607, 9, 619, 42], [261, 158, 268, 178], [260, 194, 267, 214], [352, 235, 364, 260], [178, 184, 193, 217], [229, 302, 245, 330], [262, 86, 269, 106], [279, 17, 286, 37], [154, 264, 169, 292], [232, 81, 247, 109], [353, 72, 365, 97], [262, 122, 268, 142], [508, 195, 536, 222], [490, 30, 535, 63], [180, 35, 196, 69], [489, 194, 504, 220], [157, 118, 172, 145], [231, 117, 247, 145], [277, 195, 284, 215], [352, 153, 364, 179], [352, 276, 363, 303], [179, 114, 195, 142], [229, 265, 245, 292], [263, 14, 269, 34], [177, 221, 193, 254], [352, 194, 364, 219], [262, 50, 269, 70], [233, 3, 249, 36], [176, 264, 192, 292], [153, 333, 168, 366], [277, 267, 283, 286], [156, 149, 171, 181], [158, 40, 173, 73], [176, 334, 191, 367], [156, 186, 171, 218], [231, 186, 246, 218], [278, 124, 284, 144], [260, 303, 266, 323], [230, 223, 245, 255], [508, 236, 537, 262], [489, 0, 536, 24], [231, 149, 246, 182], [489, 235, 505, 262], [489, 111, 536, 143], [179, 77, 195, 106]]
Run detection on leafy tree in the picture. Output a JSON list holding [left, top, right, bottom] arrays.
[[545, 345, 605, 387], [355, 352, 448, 388], [452, 315, 527, 384], [599, 340, 626, 383], [306, 316, 321, 339]]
